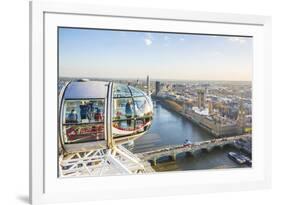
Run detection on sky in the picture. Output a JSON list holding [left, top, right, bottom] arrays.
[[59, 27, 253, 81]]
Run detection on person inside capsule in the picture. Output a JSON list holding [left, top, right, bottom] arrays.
[[67, 109, 78, 123], [125, 100, 133, 126]]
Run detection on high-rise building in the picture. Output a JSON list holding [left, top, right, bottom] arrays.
[[197, 89, 205, 108], [155, 81, 161, 96], [147, 75, 150, 95]]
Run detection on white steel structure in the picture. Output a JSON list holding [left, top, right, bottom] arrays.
[[59, 145, 150, 177]]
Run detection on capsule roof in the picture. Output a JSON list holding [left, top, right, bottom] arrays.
[[63, 81, 109, 99]]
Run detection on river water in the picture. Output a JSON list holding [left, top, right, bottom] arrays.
[[131, 101, 247, 172]]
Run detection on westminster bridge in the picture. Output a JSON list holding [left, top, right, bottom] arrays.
[[136, 134, 251, 166]]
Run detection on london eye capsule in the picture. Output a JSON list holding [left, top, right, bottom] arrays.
[[59, 80, 153, 153]]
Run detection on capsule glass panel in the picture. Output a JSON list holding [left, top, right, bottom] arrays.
[[112, 83, 153, 138], [133, 96, 153, 118], [113, 84, 131, 98], [128, 86, 145, 97], [113, 98, 135, 120], [62, 99, 105, 143]]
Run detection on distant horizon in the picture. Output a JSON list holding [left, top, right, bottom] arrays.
[[59, 75, 252, 83], [59, 28, 253, 81]]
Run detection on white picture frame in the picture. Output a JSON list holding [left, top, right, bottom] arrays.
[[30, 1, 272, 204]]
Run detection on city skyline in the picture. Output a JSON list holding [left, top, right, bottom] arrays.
[[59, 28, 253, 81]]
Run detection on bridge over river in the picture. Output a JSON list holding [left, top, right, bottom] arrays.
[[137, 134, 251, 166]]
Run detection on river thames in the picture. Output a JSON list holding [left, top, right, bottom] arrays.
[[131, 100, 247, 172]]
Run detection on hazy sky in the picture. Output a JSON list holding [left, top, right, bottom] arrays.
[[59, 28, 252, 81]]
